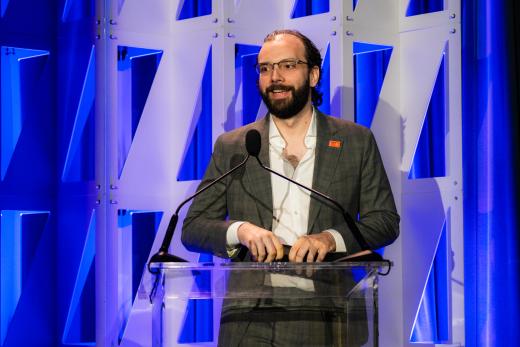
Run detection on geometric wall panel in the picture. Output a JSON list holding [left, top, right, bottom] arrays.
[[0, 0, 9, 17], [411, 219, 450, 344], [62, 45, 96, 182], [117, 210, 162, 342], [178, 254, 213, 344], [0, 47, 49, 180], [177, 0, 211, 20], [117, 0, 125, 15], [353, 42, 392, 128], [317, 43, 331, 115], [409, 52, 446, 179], [406, 0, 444, 17], [117, 46, 163, 178], [0, 210, 49, 345], [291, 0, 329, 18], [177, 47, 212, 181], [61, 0, 94, 22], [62, 209, 95, 346], [234, 44, 261, 127]]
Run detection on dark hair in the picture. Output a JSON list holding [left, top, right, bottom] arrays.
[[263, 29, 323, 106]]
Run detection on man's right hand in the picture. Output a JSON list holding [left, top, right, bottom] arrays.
[[237, 222, 284, 262]]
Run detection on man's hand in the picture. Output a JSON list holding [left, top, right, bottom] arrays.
[[289, 232, 336, 263], [237, 222, 284, 262]]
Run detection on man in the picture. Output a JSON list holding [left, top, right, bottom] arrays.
[[181, 29, 399, 345]]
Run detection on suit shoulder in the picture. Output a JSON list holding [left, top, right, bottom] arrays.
[[216, 118, 265, 147], [320, 113, 373, 138]]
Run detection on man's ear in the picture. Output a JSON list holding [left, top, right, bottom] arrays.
[[309, 66, 320, 87]]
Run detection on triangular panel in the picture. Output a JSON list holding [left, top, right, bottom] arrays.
[[177, 0, 211, 20], [353, 42, 392, 128], [318, 43, 331, 115], [0, 0, 9, 16], [406, 0, 444, 17], [178, 252, 213, 343], [61, 0, 94, 22], [411, 219, 450, 343], [1, 47, 49, 180], [291, 0, 329, 18], [408, 52, 446, 179], [234, 44, 261, 127], [118, 0, 125, 14], [0, 210, 49, 345], [177, 47, 212, 181], [353, 0, 359, 11], [62, 45, 96, 182], [62, 210, 96, 345], [117, 46, 163, 178], [117, 209, 163, 342]]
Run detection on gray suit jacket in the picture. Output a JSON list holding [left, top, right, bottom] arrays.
[[181, 111, 399, 259]]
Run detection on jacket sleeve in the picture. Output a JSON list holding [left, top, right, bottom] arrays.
[[333, 131, 400, 254]]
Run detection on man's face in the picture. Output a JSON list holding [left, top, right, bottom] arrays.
[[257, 34, 318, 119]]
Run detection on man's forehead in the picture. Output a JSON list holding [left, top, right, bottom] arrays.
[[258, 34, 305, 61]]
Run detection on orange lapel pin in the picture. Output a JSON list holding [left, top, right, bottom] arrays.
[[328, 140, 342, 148]]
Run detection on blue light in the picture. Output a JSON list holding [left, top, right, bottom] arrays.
[[177, 0, 211, 20], [1, 47, 49, 180], [1, 210, 49, 345], [0, 0, 9, 17], [318, 43, 331, 115], [291, 0, 329, 18], [353, 42, 392, 128], [177, 47, 212, 181], [409, 52, 446, 179], [62, 210, 96, 346], [234, 44, 261, 126], [406, 0, 443, 17], [117, 46, 163, 178], [62, 45, 95, 182], [411, 220, 450, 343]]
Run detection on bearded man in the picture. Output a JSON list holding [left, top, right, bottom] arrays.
[[181, 29, 399, 346]]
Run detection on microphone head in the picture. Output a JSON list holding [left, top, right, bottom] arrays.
[[245, 129, 261, 157]]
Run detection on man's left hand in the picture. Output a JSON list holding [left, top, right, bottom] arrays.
[[288, 232, 336, 262]]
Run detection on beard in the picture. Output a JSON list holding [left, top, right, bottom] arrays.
[[259, 77, 311, 119]]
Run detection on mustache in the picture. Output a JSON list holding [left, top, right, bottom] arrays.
[[266, 84, 294, 93]]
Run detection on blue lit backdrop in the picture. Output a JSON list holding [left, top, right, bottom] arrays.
[[0, 0, 518, 346]]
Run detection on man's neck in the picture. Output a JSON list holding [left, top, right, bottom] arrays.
[[272, 102, 313, 139], [271, 101, 314, 163]]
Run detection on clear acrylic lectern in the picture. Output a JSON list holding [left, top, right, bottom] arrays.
[[149, 261, 390, 347]]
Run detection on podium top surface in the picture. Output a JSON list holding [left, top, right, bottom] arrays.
[[149, 261, 391, 272]]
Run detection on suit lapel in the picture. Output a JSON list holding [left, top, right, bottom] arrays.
[[244, 116, 273, 230], [307, 112, 343, 233]]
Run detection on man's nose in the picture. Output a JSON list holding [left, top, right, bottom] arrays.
[[270, 65, 283, 82]]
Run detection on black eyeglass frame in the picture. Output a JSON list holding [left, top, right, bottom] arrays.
[[255, 59, 309, 75]]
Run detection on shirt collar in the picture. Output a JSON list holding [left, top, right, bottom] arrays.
[[269, 108, 317, 150]]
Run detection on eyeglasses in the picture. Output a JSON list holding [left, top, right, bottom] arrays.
[[255, 59, 309, 75]]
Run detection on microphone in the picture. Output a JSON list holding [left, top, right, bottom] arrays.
[[148, 132, 256, 270], [245, 129, 379, 260]]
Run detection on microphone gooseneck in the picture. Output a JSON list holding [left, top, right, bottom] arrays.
[[148, 151, 251, 272]]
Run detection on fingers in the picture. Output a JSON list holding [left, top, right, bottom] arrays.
[[237, 223, 283, 262], [264, 235, 284, 262], [237, 224, 336, 263], [289, 232, 336, 263], [248, 240, 258, 261], [289, 237, 310, 262], [274, 238, 285, 261]]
